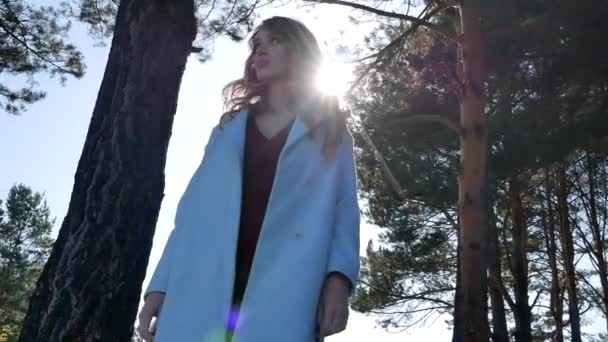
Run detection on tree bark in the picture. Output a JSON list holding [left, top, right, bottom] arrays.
[[487, 207, 509, 342], [17, 0, 197, 341], [508, 178, 532, 342], [542, 170, 564, 342], [584, 154, 608, 334], [452, 231, 464, 342], [557, 166, 582, 342], [485, 62, 511, 342], [457, 1, 490, 341]]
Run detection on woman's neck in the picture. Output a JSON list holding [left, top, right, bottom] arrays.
[[262, 81, 295, 117], [260, 81, 318, 119]]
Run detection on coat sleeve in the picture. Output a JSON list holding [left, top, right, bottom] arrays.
[[144, 226, 179, 299], [144, 126, 219, 299], [326, 129, 361, 294]]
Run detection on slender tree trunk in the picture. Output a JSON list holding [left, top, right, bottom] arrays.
[[487, 207, 509, 342], [557, 166, 582, 342], [542, 170, 564, 342], [18, 1, 197, 341], [508, 178, 532, 342], [585, 154, 608, 333], [484, 64, 510, 342], [457, 1, 489, 341], [453, 232, 464, 342]]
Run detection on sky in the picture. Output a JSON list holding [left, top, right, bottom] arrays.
[[0, 2, 454, 340]]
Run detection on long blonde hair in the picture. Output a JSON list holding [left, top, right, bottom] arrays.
[[220, 16, 348, 157]]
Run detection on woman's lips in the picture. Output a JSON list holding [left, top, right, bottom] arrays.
[[254, 59, 270, 68]]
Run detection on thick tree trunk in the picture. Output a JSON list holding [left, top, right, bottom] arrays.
[[585, 155, 608, 333], [487, 207, 509, 342], [457, 1, 489, 341], [18, 1, 197, 341], [542, 170, 564, 342], [557, 166, 582, 342], [508, 178, 532, 342]]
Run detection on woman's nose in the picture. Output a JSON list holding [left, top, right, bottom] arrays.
[[255, 45, 268, 56], [256, 40, 271, 54]]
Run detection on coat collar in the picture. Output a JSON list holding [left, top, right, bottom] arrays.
[[219, 109, 324, 161]]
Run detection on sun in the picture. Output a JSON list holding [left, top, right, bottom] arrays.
[[316, 61, 354, 100]]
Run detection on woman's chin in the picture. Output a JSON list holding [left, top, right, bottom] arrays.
[[255, 75, 275, 85], [256, 71, 288, 86]]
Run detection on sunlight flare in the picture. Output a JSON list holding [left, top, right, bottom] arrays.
[[316, 60, 354, 100]]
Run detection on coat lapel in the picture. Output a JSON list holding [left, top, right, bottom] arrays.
[[283, 109, 323, 153], [221, 108, 323, 160], [283, 116, 311, 152], [220, 110, 248, 166]]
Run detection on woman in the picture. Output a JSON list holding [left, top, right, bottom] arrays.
[[137, 16, 360, 342]]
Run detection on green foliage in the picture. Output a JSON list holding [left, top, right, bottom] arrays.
[[340, 0, 608, 336], [69, 0, 268, 61], [347, 14, 461, 327], [0, 184, 54, 341], [1, 0, 274, 114], [75, 0, 117, 39], [0, 0, 85, 114], [0, 323, 19, 342]]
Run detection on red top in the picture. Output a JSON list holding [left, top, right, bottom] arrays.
[[231, 114, 294, 305]]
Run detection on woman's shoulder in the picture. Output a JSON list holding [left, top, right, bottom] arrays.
[[206, 109, 248, 148], [219, 102, 259, 125], [218, 110, 239, 127]]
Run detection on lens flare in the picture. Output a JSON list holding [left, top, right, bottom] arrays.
[[316, 61, 353, 100], [226, 307, 241, 331]]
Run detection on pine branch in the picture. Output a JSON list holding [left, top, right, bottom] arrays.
[[358, 123, 406, 200], [346, 3, 448, 95], [530, 290, 542, 308], [577, 270, 603, 308], [499, 275, 516, 311], [370, 305, 451, 316], [396, 294, 454, 308], [389, 114, 462, 134], [0, 3, 76, 76], [305, 0, 436, 28]]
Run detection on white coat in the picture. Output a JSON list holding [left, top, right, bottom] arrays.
[[145, 109, 360, 342]]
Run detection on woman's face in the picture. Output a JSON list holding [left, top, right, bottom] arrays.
[[250, 28, 291, 86]]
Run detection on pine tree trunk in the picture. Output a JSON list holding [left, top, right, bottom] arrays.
[[452, 232, 464, 342], [542, 170, 564, 342], [17, 1, 197, 341], [557, 166, 582, 342], [487, 207, 508, 342], [457, 1, 489, 341], [508, 178, 532, 342], [585, 154, 608, 334]]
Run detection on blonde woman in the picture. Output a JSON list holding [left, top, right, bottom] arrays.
[[137, 16, 360, 342]]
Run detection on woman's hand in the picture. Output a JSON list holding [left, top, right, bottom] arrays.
[[137, 292, 166, 342], [316, 273, 351, 337]]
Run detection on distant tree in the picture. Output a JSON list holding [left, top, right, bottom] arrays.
[[570, 153, 608, 335], [0, 184, 54, 342]]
